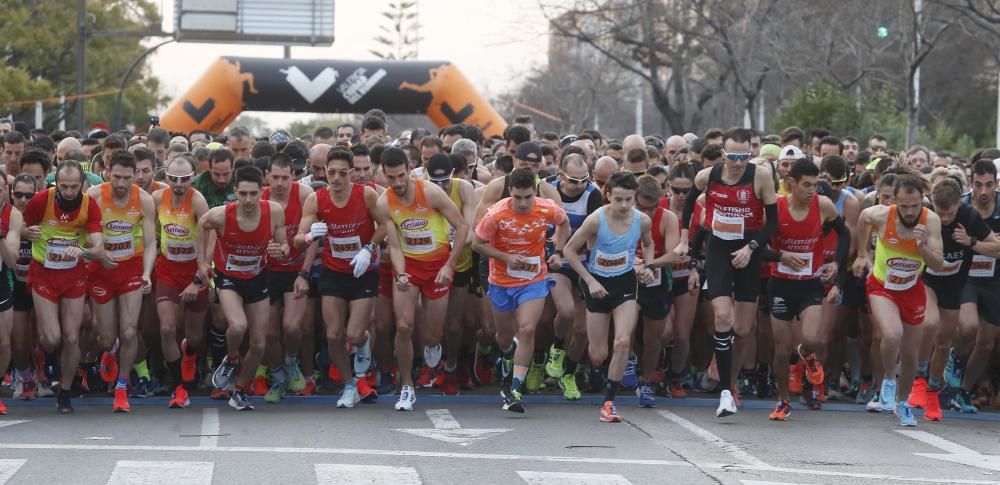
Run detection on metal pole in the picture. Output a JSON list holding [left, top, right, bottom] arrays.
[[76, 0, 87, 131], [635, 92, 643, 136], [996, 69, 1000, 148], [59, 93, 66, 131], [112, 38, 175, 131]]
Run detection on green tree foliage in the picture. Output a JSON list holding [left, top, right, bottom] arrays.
[[771, 83, 907, 149], [0, 0, 167, 131]]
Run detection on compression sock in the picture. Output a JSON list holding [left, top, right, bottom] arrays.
[[714, 330, 735, 390], [209, 327, 228, 367], [563, 356, 578, 375], [115, 376, 128, 390], [553, 337, 565, 351], [916, 361, 929, 379], [165, 359, 182, 387], [511, 365, 528, 393], [605, 379, 619, 402], [134, 360, 150, 381]]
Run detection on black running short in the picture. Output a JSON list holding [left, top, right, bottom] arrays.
[[317, 266, 378, 301], [268, 270, 299, 304], [923, 274, 963, 311], [704, 236, 764, 302], [12, 280, 31, 311], [0, 269, 12, 312], [841, 274, 868, 311], [453, 268, 472, 288], [961, 279, 1000, 326], [215, 270, 270, 305], [767, 277, 824, 321], [638, 271, 673, 320], [581, 270, 638, 314]]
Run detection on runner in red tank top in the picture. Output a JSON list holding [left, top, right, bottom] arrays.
[[662, 162, 701, 398], [761, 160, 850, 420], [0, 175, 24, 416], [261, 154, 316, 403], [199, 165, 289, 411], [634, 176, 680, 408], [294, 147, 384, 408], [673, 129, 778, 418]]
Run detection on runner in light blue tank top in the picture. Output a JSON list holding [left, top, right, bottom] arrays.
[[587, 207, 642, 278]]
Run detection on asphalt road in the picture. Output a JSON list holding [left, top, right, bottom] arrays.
[[1, 391, 999, 484]]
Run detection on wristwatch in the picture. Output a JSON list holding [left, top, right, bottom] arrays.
[[969, 236, 978, 248], [297, 270, 310, 279], [192, 275, 204, 286], [748, 240, 760, 251]]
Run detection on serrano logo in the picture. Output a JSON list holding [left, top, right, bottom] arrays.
[[887, 257, 920, 272], [106, 220, 134, 232], [400, 218, 428, 230], [164, 223, 190, 237]]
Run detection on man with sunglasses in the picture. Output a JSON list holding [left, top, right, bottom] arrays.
[[9, 175, 42, 401], [674, 128, 779, 418], [295, 148, 383, 409], [0, 173, 23, 415], [152, 155, 210, 408]]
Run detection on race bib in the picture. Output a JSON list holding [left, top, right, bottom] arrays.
[[777, 252, 814, 277], [594, 249, 628, 274], [925, 259, 961, 277], [969, 255, 996, 278], [646, 267, 662, 287], [43, 241, 78, 270], [14, 262, 28, 282], [402, 230, 435, 254], [712, 211, 744, 241], [225, 254, 262, 274], [671, 257, 690, 279], [329, 236, 361, 259], [105, 234, 135, 260], [165, 241, 197, 262], [506, 255, 541, 280]]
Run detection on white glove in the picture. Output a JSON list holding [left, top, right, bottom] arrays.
[[309, 222, 328, 241], [350, 247, 372, 278]]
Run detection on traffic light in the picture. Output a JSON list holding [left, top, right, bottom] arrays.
[[876, 26, 889, 39]]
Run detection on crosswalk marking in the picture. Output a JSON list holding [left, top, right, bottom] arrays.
[[0, 420, 30, 429], [0, 460, 25, 485], [517, 471, 632, 485], [315, 464, 422, 485], [105, 460, 213, 485]]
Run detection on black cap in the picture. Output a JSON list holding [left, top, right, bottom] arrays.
[[514, 141, 543, 163], [291, 158, 307, 171], [426, 154, 453, 178]]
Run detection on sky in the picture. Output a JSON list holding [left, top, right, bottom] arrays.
[[148, 0, 552, 129]]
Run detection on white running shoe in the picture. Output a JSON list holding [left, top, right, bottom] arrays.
[[337, 381, 361, 409], [395, 385, 416, 411], [716, 389, 737, 417], [423, 344, 443, 369], [354, 333, 372, 375]]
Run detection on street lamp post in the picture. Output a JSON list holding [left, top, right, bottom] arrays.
[[112, 38, 175, 131]]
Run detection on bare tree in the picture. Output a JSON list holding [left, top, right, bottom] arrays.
[[370, 1, 423, 60]]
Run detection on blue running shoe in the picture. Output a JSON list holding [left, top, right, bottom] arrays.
[[944, 349, 964, 389], [895, 402, 916, 426], [880, 378, 897, 412], [636, 384, 656, 408], [622, 355, 638, 389], [950, 389, 978, 413]]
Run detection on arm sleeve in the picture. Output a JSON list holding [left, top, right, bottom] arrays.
[[681, 184, 703, 228], [825, 215, 851, 288], [585, 189, 604, 214], [752, 203, 779, 250], [761, 247, 781, 262], [689, 226, 709, 257]]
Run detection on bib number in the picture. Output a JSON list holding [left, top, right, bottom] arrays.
[[402, 230, 435, 254], [777, 252, 814, 277], [44, 242, 78, 270], [926, 259, 961, 277], [884, 267, 919, 291], [225, 254, 262, 274], [969, 255, 996, 278], [329, 236, 361, 259], [646, 267, 662, 287], [712, 211, 744, 241], [671, 257, 690, 279], [594, 249, 628, 274], [105, 234, 135, 260], [506, 256, 541, 280], [165, 241, 197, 262]]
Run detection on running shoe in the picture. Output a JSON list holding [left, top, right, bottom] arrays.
[[265, 381, 284, 404], [168, 385, 190, 409], [585, 365, 605, 393], [525, 361, 545, 393], [0, 399, 6, 416], [298, 379, 317, 396], [769, 400, 792, 421], [668, 378, 687, 398], [180, 339, 198, 383], [36, 381, 54, 398], [210, 388, 232, 400], [789, 360, 805, 395], [283, 355, 306, 393], [880, 379, 897, 412], [559, 373, 581, 400], [866, 391, 882, 412], [376, 372, 396, 396], [423, 344, 443, 369], [354, 334, 372, 375], [356, 375, 378, 402], [801, 387, 822, 411], [129, 377, 154, 398], [212, 356, 239, 390], [501, 386, 525, 413], [440, 371, 460, 396], [907, 377, 928, 409], [328, 363, 344, 384], [99, 352, 118, 384], [472, 349, 493, 386], [895, 402, 917, 427], [943, 349, 963, 389], [395, 385, 416, 411], [545, 345, 565, 378], [754, 364, 773, 399], [337, 381, 360, 408], [716, 389, 737, 418], [637, 384, 656, 408], [20, 379, 36, 401], [731, 386, 743, 409], [924, 388, 943, 421], [600, 401, 622, 422], [500, 357, 514, 382], [856, 381, 874, 405], [621, 354, 639, 390], [56, 389, 73, 414], [950, 389, 978, 413], [229, 389, 254, 411], [415, 365, 436, 388], [113, 388, 131, 413], [798, 346, 824, 386], [815, 381, 828, 403], [250, 374, 268, 396]]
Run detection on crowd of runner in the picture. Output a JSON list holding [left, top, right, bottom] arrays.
[[0, 113, 999, 427]]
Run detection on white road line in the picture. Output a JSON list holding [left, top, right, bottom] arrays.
[[518, 471, 632, 484], [425, 409, 461, 429], [0, 420, 29, 429], [199, 408, 219, 448], [896, 430, 981, 455], [741, 481, 815, 485], [0, 460, 25, 485], [315, 464, 421, 485], [657, 410, 768, 467], [105, 461, 213, 485]]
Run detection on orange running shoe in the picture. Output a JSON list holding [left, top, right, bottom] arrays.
[[907, 377, 928, 409], [769, 400, 791, 421], [168, 385, 190, 408], [415, 365, 436, 388], [181, 339, 197, 383], [297, 379, 317, 396], [599, 400, 622, 422], [731, 387, 743, 409], [799, 349, 825, 387], [210, 388, 231, 400], [473, 354, 493, 386], [924, 388, 942, 421], [815, 382, 827, 403], [668, 378, 687, 398], [100, 352, 118, 384], [0, 398, 6, 415], [250, 375, 268, 396], [356, 376, 378, 402], [328, 364, 344, 384], [789, 360, 805, 395], [432, 369, 445, 389], [365, 370, 377, 387], [113, 388, 131, 413], [441, 371, 460, 396], [20, 380, 36, 401]]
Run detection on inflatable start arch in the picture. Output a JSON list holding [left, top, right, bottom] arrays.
[[160, 57, 507, 137]]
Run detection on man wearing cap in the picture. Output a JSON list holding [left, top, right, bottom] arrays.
[[776, 146, 805, 196]]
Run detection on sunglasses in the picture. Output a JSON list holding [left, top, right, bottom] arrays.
[[563, 173, 590, 184], [327, 168, 351, 178], [631, 170, 646, 177], [670, 186, 690, 195], [830, 177, 848, 185], [165, 173, 194, 184], [429, 170, 454, 184], [725, 152, 752, 162], [12, 191, 34, 200]]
